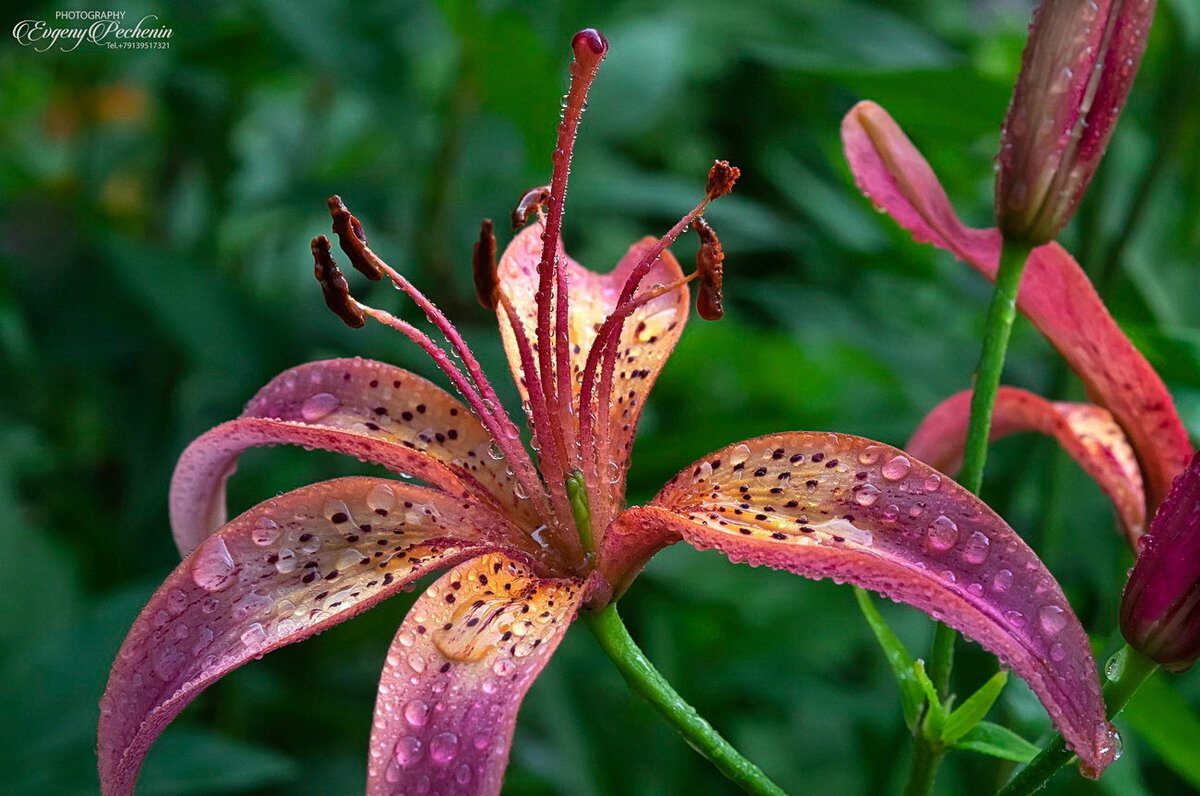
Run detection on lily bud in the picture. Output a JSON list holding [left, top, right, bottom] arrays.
[[995, 0, 1156, 246], [1120, 452, 1200, 672]]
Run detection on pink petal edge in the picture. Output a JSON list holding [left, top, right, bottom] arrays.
[[841, 100, 1191, 511], [907, 386, 1146, 541], [367, 553, 588, 795], [99, 477, 540, 796], [602, 432, 1118, 775], [170, 357, 539, 555]]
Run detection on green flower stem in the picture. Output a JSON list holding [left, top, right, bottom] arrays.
[[904, 733, 943, 796], [585, 604, 786, 796], [996, 645, 1158, 796], [905, 236, 1034, 796]]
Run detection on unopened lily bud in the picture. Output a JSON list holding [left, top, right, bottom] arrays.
[[691, 217, 724, 321], [995, 0, 1156, 246], [1120, 452, 1200, 672]]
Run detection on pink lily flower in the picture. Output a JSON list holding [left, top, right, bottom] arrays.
[[842, 100, 1192, 539], [100, 32, 1119, 795]]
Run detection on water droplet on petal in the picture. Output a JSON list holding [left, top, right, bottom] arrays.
[[367, 484, 396, 514], [300, 392, 340, 422], [855, 484, 882, 507], [962, 531, 990, 564], [926, 516, 959, 551], [858, 445, 883, 465], [1004, 609, 1027, 628], [403, 699, 430, 727], [493, 658, 515, 677], [336, 549, 367, 570], [274, 548, 297, 573], [1038, 604, 1068, 634], [251, 517, 280, 546], [881, 455, 911, 481], [1049, 642, 1066, 662], [455, 763, 472, 785], [429, 731, 459, 764], [992, 569, 1014, 591], [923, 474, 942, 492], [240, 623, 266, 646], [192, 536, 238, 592], [730, 443, 752, 467], [394, 736, 423, 766], [407, 653, 426, 673]]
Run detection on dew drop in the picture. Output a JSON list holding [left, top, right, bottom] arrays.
[[1105, 648, 1127, 681], [367, 484, 396, 513], [881, 455, 911, 481], [394, 736, 423, 766], [1004, 609, 1027, 628], [967, 582, 984, 597], [274, 548, 297, 573], [482, 677, 501, 694], [251, 517, 280, 546], [166, 589, 189, 616], [962, 531, 991, 565], [730, 443, 752, 467], [492, 658, 515, 677], [1038, 604, 1068, 635], [922, 474, 942, 492], [300, 392, 340, 422], [926, 515, 959, 551], [992, 569, 1014, 591], [880, 504, 899, 523], [336, 549, 367, 570], [455, 763, 472, 786], [407, 653, 427, 673], [429, 731, 459, 764], [403, 699, 430, 727], [854, 484, 882, 507], [1049, 642, 1067, 662], [192, 536, 238, 592], [857, 445, 883, 465]]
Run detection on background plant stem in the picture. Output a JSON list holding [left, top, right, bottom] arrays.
[[996, 646, 1158, 796], [906, 237, 1034, 795], [584, 604, 786, 796]]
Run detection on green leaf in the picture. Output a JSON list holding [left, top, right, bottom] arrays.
[[139, 727, 298, 794], [942, 670, 1007, 744], [1123, 673, 1200, 789], [913, 659, 946, 740], [853, 587, 924, 731], [952, 721, 1041, 763]]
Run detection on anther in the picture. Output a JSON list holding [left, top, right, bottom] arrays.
[[512, 185, 550, 231], [473, 218, 499, 310], [327, 195, 383, 280], [311, 235, 366, 328], [571, 28, 608, 66], [691, 217, 725, 321], [705, 160, 740, 200]]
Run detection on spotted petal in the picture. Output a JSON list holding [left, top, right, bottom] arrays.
[[171, 357, 539, 555], [842, 100, 1192, 510], [496, 225, 688, 515], [367, 553, 586, 795], [601, 432, 1117, 775], [99, 478, 544, 796], [908, 387, 1146, 541]]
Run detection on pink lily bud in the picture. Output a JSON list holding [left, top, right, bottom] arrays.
[[996, 0, 1156, 245], [1120, 452, 1200, 672]]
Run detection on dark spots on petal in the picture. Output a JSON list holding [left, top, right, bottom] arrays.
[[771, 448, 785, 459], [771, 532, 787, 540], [811, 452, 825, 463], [330, 513, 349, 524], [416, 404, 426, 414], [324, 570, 340, 580], [374, 407, 388, 416], [439, 662, 451, 673], [401, 411, 414, 422], [365, 422, 381, 431], [785, 500, 799, 508], [754, 467, 768, 477], [754, 513, 768, 521], [445, 594, 456, 603], [825, 459, 839, 468], [369, 379, 379, 388], [790, 453, 804, 463]]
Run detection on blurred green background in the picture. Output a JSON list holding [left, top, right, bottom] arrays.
[[3, 0, 1200, 793]]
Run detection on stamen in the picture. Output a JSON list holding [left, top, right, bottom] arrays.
[[705, 160, 741, 200], [356, 302, 559, 534], [311, 235, 366, 328], [534, 28, 610, 472], [472, 219, 499, 310], [691, 216, 725, 321], [512, 185, 550, 231], [327, 196, 383, 280]]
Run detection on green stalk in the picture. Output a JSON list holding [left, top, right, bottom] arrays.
[[996, 645, 1157, 796], [905, 237, 1034, 796], [585, 604, 786, 796]]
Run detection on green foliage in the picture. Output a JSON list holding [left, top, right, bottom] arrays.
[[1, 0, 1198, 793]]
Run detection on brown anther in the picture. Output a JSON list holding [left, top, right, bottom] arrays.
[[512, 185, 551, 231], [312, 235, 366, 328], [473, 218, 500, 311], [705, 160, 740, 200], [691, 217, 725, 321], [327, 195, 383, 280]]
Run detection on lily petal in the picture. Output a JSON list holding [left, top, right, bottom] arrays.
[[171, 357, 539, 555], [496, 225, 688, 514], [842, 100, 1191, 510], [602, 432, 1117, 775], [908, 387, 1146, 541], [367, 552, 586, 795], [99, 478, 541, 796]]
